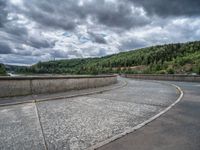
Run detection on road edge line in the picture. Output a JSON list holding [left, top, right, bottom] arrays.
[[88, 81, 184, 150]]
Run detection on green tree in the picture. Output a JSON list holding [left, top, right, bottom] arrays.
[[0, 64, 6, 75]]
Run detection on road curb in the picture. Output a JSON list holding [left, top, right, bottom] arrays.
[[88, 80, 184, 150]]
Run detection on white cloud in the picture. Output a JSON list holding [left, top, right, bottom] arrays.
[[1, 0, 200, 65]]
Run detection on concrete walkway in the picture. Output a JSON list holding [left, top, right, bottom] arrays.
[[98, 80, 200, 150], [0, 78, 180, 150]]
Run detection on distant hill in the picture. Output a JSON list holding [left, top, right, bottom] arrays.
[[5, 64, 28, 73], [16, 41, 200, 75], [0, 64, 6, 76]]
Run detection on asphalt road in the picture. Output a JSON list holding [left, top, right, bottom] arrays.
[[0, 78, 181, 150], [98, 80, 200, 150]]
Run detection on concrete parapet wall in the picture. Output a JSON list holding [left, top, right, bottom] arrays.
[[123, 74, 200, 82], [0, 75, 117, 97]]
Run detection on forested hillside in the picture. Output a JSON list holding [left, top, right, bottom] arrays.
[[18, 41, 200, 75], [0, 64, 6, 76]]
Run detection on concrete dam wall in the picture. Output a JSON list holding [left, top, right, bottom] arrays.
[[123, 74, 200, 82], [0, 75, 117, 98]]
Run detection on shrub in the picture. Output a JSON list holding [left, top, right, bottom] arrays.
[[167, 67, 175, 74], [0, 64, 6, 75]]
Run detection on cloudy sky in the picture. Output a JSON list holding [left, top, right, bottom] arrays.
[[0, 0, 200, 65]]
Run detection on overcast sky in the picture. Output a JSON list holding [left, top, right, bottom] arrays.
[[0, 0, 200, 65]]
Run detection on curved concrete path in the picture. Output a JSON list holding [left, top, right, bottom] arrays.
[[0, 78, 180, 150], [98, 80, 200, 150]]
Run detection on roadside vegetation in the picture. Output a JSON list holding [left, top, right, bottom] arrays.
[[0, 64, 7, 76], [14, 41, 200, 75]]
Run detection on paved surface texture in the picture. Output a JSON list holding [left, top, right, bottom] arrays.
[[0, 78, 180, 150], [98, 80, 200, 150], [0, 104, 46, 150]]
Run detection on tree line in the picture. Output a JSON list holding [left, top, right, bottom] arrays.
[[0, 64, 6, 75], [16, 41, 200, 75]]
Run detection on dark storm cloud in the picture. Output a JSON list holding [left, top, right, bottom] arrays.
[[84, 0, 150, 29], [0, 42, 12, 54], [13, 0, 150, 31], [17, 0, 82, 31], [1, 27, 55, 51], [0, 0, 55, 54], [1, 0, 200, 65], [27, 37, 56, 49], [0, 0, 8, 27], [88, 32, 107, 44], [129, 0, 200, 17], [4, 25, 28, 37]]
